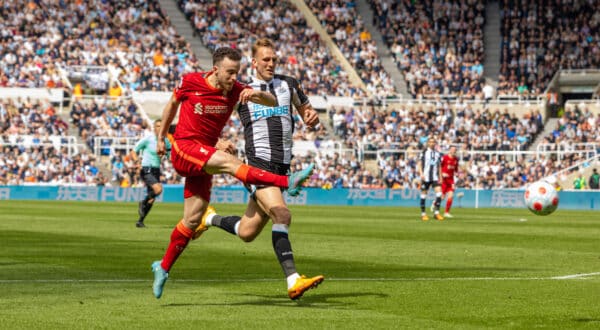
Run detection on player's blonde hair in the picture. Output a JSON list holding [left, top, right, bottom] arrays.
[[251, 38, 275, 57]]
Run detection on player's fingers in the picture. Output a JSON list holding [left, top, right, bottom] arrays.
[[240, 94, 248, 104]]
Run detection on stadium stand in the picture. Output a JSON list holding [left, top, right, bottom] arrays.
[[177, 0, 367, 97], [1, 1, 599, 191], [304, 0, 397, 98], [498, 0, 600, 97], [368, 0, 486, 99], [0, 97, 102, 185], [0, 0, 200, 92]]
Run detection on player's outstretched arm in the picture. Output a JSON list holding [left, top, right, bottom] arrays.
[[157, 94, 180, 156], [297, 103, 320, 128], [239, 89, 276, 106]]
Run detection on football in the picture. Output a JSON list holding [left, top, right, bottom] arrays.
[[524, 180, 559, 216]]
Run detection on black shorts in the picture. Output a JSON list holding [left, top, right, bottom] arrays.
[[421, 181, 440, 191], [246, 157, 290, 193], [247, 157, 290, 175], [141, 167, 161, 189]]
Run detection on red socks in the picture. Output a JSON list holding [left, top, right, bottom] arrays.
[[445, 197, 453, 213], [234, 164, 288, 188], [161, 220, 194, 272]]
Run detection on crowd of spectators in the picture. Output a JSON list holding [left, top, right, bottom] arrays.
[[544, 105, 600, 147], [178, 0, 366, 97], [369, 0, 486, 99], [331, 101, 543, 153], [0, 0, 201, 92], [318, 100, 545, 189], [0, 97, 106, 185], [0, 145, 107, 186], [0, 98, 68, 138], [69, 97, 148, 149], [498, 0, 600, 97], [305, 0, 396, 99], [3, 1, 600, 191]]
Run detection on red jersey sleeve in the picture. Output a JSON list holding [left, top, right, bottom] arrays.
[[230, 80, 250, 102], [174, 74, 196, 102]]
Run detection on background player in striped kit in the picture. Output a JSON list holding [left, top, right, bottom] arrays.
[[202, 38, 324, 300], [418, 137, 444, 221]]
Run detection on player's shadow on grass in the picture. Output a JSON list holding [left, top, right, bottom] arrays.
[[573, 318, 600, 323], [165, 292, 388, 309]]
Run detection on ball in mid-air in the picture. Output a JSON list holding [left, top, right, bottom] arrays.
[[524, 180, 559, 216]]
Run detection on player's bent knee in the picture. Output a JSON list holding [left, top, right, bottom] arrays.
[[270, 206, 291, 225], [239, 231, 258, 243], [183, 214, 202, 229]]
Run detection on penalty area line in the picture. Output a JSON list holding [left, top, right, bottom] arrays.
[[1, 273, 600, 284]]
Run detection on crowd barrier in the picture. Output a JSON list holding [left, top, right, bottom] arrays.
[[0, 186, 598, 210]]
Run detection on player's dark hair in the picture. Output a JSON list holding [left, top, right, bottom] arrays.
[[213, 47, 242, 65], [252, 38, 275, 57]]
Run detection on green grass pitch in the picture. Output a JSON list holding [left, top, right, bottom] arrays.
[[1, 200, 599, 329]]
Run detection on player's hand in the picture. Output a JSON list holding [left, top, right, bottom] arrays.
[[156, 138, 166, 157], [442, 173, 448, 178], [238, 89, 256, 104], [216, 139, 235, 154], [303, 109, 320, 128]]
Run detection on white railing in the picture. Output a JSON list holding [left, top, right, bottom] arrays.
[[72, 94, 132, 103], [365, 142, 532, 163], [0, 88, 66, 113], [374, 147, 598, 168], [356, 95, 545, 108], [0, 135, 85, 157], [528, 153, 600, 190], [375, 148, 542, 163], [235, 140, 356, 161], [92, 136, 142, 158], [71, 94, 153, 134], [536, 142, 599, 160], [564, 99, 600, 114]]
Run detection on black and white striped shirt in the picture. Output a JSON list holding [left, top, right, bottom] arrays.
[[237, 74, 309, 164], [420, 148, 441, 182]]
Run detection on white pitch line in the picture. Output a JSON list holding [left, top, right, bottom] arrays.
[[550, 272, 600, 280], [1, 273, 599, 284]]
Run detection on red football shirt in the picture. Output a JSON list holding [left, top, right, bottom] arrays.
[[173, 71, 248, 146], [441, 154, 459, 179]]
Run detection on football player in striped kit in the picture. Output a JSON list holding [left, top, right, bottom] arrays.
[[418, 137, 444, 221], [203, 39, 324, 300]]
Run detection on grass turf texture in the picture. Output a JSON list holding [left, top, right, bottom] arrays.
[[1, 200, 599, 329]]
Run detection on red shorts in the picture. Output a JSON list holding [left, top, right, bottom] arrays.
[[170, 138, 217, 201], [441, 179, 455, 195]]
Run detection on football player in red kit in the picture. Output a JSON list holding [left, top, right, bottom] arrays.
[[440, 146, 459, 217], [150, 47, 314, 299]]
